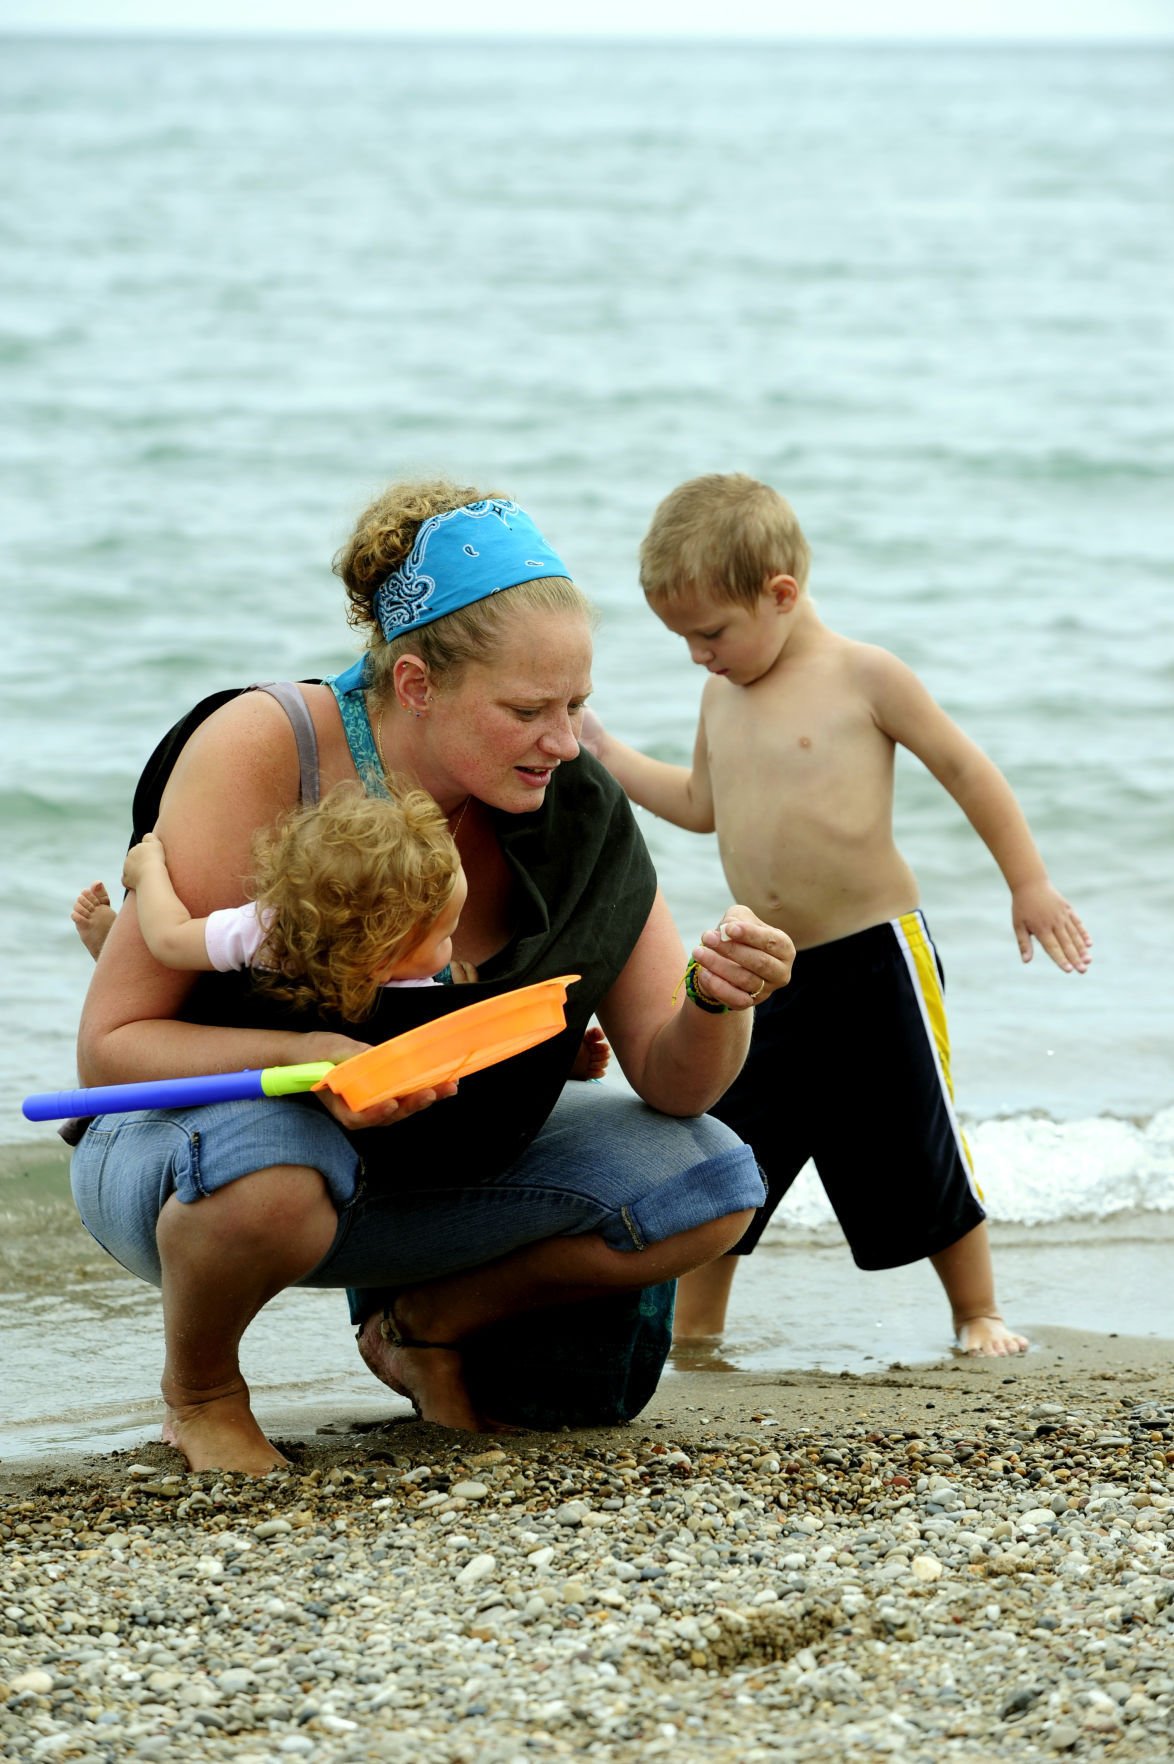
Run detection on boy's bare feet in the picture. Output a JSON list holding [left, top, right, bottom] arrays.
[[570, 1025, 611, 1082], [72, 882, 115, 959], [356, 1307, 482, 1431], [955, 1313, 1029, 1356], [160, 1377, 288, 1475]]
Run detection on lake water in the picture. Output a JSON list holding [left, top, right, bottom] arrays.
[[1, 33, 1171, 1459]]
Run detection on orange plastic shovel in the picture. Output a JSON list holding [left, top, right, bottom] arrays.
[[23, 975, 580, 1121], [314, 973, 582, 1109]]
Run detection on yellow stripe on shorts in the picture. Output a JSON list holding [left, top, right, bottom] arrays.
[[893, 911, 981, 1196]]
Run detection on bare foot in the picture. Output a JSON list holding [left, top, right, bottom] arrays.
[[570, 1025, 611, 1082], [160, 1378, 288, 1474], [956, 1314, 1029, 1357], [72, 882, 115, 959], [356, 1309, 482, 1431]]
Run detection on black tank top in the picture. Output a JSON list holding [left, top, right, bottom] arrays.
[[127, 681, 657, 1181]]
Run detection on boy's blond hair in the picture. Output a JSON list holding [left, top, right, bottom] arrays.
[[335, 478, 594, 696], [639, 473, 811, 609], [251, 781, 460, 1024]]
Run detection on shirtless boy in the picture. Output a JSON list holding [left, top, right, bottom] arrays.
[[584, 473, 1091, 1356]]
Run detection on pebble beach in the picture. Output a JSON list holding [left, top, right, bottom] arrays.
[[3, 1333, 1172, 1763]]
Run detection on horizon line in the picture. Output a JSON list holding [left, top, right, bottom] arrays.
[[3, 24, 1172, 42]]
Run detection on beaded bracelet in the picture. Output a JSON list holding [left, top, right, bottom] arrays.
[[682, 958, 729, 1015]]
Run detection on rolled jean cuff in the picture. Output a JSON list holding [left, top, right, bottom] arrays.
[[604, 1143, 765, 1252]]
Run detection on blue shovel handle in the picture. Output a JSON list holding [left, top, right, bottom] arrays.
[[21, 1062, 335, 1122]]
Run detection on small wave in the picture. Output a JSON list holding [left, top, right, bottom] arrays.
[[966, 1109, 1174, 1224], [772, 1108, 1174, 1231]]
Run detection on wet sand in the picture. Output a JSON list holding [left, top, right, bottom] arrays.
[[2, 1322, 1170, 1492]]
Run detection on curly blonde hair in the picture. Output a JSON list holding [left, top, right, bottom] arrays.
[[334, 477, 593, 697], [251, 781, 460, 1023], [640, 473, 812, 609]]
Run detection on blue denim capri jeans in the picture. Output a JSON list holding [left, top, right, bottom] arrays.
[[70, 1083, 766, 1310]]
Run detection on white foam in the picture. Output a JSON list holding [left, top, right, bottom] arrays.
[[764, 1107, 1174, 1232], [966, 1107, 1174, 1224]]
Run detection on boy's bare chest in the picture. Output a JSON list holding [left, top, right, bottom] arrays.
[[704, 674, 886, 793]]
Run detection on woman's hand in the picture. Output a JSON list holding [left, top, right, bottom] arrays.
[[317, 1079, 461, 1132], [300, 1031, 375, 1067], [300, 1030, 460, 1131], [689, 906, 794, 1010]]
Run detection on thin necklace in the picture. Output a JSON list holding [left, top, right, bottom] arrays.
[[374, 698, 472, 839]]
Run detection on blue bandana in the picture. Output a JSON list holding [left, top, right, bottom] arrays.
[[374, 499, 571, 640]]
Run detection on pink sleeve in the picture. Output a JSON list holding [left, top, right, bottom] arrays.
[[203, 902, 268, 972]]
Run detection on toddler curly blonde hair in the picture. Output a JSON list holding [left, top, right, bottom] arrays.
[[251, 781, 460, 1023]]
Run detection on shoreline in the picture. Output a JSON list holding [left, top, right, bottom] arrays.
[[4, 1132, 1174, 1468], [2, 1324, 1168, 1489]]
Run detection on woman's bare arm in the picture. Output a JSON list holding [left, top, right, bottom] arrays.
[[77, 692, 453, 1129], [80, 692, 338, 1078], [597, 891, 793, 1117]]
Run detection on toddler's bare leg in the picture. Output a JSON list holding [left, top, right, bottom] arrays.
[[155, 1165, 338, 1474], [72, 882, 115, 959], [672, 1254, 740, 1339], [931, 1221, 1028, 1356], [357, 1209, 756, 1426]]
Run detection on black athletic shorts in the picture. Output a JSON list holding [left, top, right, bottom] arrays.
[[711, 911, 986, 1270]]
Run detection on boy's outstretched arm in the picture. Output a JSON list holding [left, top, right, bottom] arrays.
[[864, 649, 1092, 974], [122, 831, 218, 972], [580, 706, 715, 834]]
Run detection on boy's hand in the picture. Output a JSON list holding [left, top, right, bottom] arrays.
[[1011, 881, 1092, 974]]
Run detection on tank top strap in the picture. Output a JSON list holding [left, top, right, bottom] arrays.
[[323, 657, 389, 798], [253, 682, 320, 805]]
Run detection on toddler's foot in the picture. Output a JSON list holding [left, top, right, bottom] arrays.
[[570, 1025, 611, 1082], [72, 882, 115, 959], [956, 1314, 1029, 1357]]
